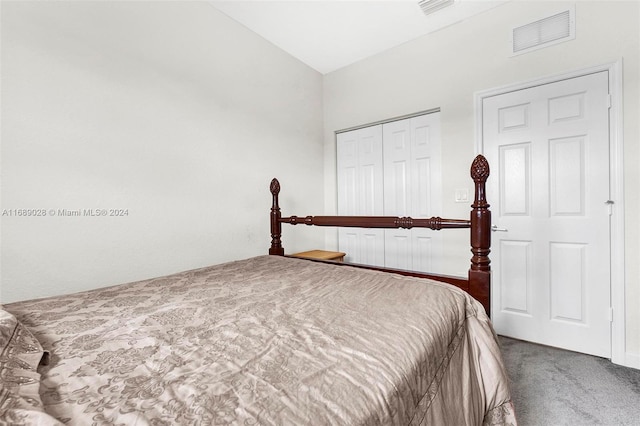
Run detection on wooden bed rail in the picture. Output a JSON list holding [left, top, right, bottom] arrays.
[[280, 215, 471, 229], [269, 155, 492, 315]]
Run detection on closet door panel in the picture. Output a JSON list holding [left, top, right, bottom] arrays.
[[385, 229, 412, 270], [411, 113, 441, 217], [410, 114, 442, 273], [337, 113, 441, 273], [337, 133, 358, 216], [383, 119, 412, 216], [382, 113, 442, 273], [337, 126, 384, 264]]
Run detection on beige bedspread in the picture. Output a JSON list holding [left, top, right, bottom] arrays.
[[2, 255, 516, 425]]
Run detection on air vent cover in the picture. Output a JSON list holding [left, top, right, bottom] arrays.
[[418, 0, 455, 16], [512, 9, 575, 55]]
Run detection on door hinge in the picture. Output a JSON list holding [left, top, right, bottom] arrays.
[[605, 200, 614, 216], [608, 307, 614, 322], [607, 94, 612, 109]]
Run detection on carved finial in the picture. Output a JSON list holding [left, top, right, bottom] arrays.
[[270, 178, 280, 195], [471, 155, 490, 182]]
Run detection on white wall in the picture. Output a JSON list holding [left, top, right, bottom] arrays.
[[3, 0, 638, 365], [0, 1, 325, 303], [323, 1, 639, 361]]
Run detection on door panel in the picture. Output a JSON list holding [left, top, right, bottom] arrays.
[[499, 240, 532, 315], [484, 71, 611, 357], [337, 126, 384, 266], [549, 242, 586, 322], [383, 113, 442, 273], [500, 143, 530, 216]]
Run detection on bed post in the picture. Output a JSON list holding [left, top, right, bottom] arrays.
[[269, 178, 285, 255], [469, 155, 491, 316]]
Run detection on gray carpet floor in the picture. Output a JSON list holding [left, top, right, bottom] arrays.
[[499, 336, 640, 425]]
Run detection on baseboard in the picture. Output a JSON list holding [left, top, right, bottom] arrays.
[[622, 351, 640, 370]]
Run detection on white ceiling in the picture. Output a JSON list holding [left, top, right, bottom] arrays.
[[208, 0, 511, 74]]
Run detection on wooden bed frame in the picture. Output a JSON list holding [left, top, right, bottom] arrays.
[[269, 155, 491, 315]]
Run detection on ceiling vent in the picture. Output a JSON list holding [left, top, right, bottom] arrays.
[[511, 8, 575, 55], [418, 0, 455, 16]]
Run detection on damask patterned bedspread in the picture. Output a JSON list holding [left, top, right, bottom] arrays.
[[2, 255, 516, 425]]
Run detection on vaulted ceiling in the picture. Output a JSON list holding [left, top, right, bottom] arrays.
[[209, 1, 511, 74]]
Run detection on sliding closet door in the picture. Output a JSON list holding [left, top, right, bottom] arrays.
[[336, 125, 384, 266], [337, 112, 441, 271], [383, 113, 442, 272]]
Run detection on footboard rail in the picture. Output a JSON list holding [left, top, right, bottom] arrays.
[[280, 215, 470, 229]]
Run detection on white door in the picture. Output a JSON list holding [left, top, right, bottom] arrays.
[[383, 113, 442, 272], [337, 125, 385, 266], [483, 71, 611, 357]]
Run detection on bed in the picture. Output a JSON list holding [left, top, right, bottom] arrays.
[[1, 155, 516, 425]]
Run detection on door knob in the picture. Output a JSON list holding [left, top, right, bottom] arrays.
[[491, 225, 508, 232]]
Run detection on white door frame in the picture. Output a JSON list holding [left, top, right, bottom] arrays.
[[474, 60, 628, 367]]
